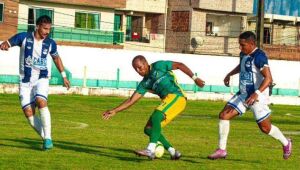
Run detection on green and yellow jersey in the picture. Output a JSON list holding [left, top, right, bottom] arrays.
[[136, 60, 185, 99]]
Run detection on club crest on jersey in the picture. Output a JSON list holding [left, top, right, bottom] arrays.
[[43, 49, 48, 55], [25, 57, 33, 67], [245, 61, 251, 68]]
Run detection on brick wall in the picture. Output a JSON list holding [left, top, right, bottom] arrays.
[[0, 0, 19, 41], [171, 11, 190, 32], [263, 45, 300, 61]]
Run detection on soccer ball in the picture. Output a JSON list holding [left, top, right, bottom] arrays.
[[155, 142, 164, 158]]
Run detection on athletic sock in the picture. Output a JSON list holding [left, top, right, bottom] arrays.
[[144, 128, 172, 149], [40, 107, 51, 140], [168, 147, 176, 156], [219, 119, 230, 150], [268, 124, 288, 146], [147, 143, 156, 153], [150, 110, 164, 143], [27, 115, 44, 139]]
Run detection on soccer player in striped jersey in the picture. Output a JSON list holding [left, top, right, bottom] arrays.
[[0, 15, 70, 150], [102, 55, 205, 160], [208, 31, 292, 160]]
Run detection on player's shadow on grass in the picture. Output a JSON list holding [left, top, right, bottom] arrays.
[[0, 138, 147, 162]]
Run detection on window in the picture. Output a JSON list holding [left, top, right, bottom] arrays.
[[206, 22, 213, 35], [0, 3, 4, 22], [28, 8, 54, 32], [114, 14, 122, 31], [263, 27, 271, 44], [75, 12, 100, 29], [206, 14, 241, 37]]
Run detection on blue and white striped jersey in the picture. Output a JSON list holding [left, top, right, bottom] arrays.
[[8, 32, 59, 83], [238, 48, 269, 100]]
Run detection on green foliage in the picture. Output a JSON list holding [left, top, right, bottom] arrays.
[[0, 94, 299, 169]]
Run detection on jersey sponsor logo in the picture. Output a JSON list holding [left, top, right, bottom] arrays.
[[32, 57, 47, 69]]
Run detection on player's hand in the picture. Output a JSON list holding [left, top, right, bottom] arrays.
[[224, 75, 230, 87], [195, 78, 205, 88], [63, 78, 70, 90], [102, 110, 116, 120], [245, 93, 258, 106], [0, 41, 10, 51]]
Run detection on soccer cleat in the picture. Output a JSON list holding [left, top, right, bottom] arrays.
[[283, 138, 292, 160], [43, 139, 53, 150], [208, 149, 227, 160], [135, 149, 155, 160], [170, 150, 181, 160]]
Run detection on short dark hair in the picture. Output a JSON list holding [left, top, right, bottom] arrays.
[[132, 55, 147, 65], [239, 31, 256, 42], [36, 15, 52, 25]]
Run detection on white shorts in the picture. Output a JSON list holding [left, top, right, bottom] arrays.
[[19, 78, 49, 110], [227, 94, 271, 123]]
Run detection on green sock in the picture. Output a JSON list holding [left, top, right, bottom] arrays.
[[144, 128, 172, 149], [144, 110, 173, 149]]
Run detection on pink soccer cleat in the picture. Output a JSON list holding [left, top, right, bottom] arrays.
[[283, 138, 292, 160], [135, 149, 155, 160], [208, 149, 227, 160]]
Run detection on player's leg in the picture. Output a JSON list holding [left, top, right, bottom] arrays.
[[158, 94, 186, 160], [253, 102, 292, 159], [208, 95, 244, 160], [144, 120, 172, 150], [19, 82, 44, 139], [136, 94, 186, 159], [35, 78, 52, 150]]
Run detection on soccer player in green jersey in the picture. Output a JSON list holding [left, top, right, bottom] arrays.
[[102, 55, 205, 160]]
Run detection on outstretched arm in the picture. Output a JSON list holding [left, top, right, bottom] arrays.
[[223, 64, 240, 87], [102, 92, 143, 120], [172, 61, 205, 87], [53, 56, 70, 89]]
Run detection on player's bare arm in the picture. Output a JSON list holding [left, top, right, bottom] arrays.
[[172, 61, 205, 87], [102, 92, 143, 120], [52, 56, 70, 89], [224, 64, 240, 87], [245, 66, 272, 105], [0, 41, 10, 51]]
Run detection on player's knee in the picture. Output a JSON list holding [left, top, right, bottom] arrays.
[[259, 125, 271, 134], [36, 97, 47, 109]]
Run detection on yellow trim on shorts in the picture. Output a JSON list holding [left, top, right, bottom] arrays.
[[156, 94, 186, 127]]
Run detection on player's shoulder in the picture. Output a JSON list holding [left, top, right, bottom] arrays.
[[15, 32, 30, 40], [152, 60, 171, 68], [251, 48, 267, 59]]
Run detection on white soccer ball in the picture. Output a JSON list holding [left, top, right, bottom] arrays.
[[155, 142, 164, 158]]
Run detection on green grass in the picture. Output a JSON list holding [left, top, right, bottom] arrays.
[[0, 94, 299, 169]]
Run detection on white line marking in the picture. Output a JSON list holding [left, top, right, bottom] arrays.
[[58, 119, 89, 129], [285, 113, 300, 118], [282, 131, 300, 135]]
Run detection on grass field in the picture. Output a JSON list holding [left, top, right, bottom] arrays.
[[0, 93, 299, 169]]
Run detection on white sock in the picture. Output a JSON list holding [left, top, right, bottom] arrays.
[[168, 147, 175, 156], [219, 120, 230, 150], [268, 125, 288, 146], [147, 143, 156, 153], [40, 107, 51, 140], [27, 115, 44, 139]]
